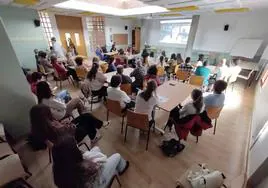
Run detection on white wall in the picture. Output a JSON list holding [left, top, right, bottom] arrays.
[[194, 10, 268, 55], [0, 18, 36, 139], [105, 17, 138, 49]]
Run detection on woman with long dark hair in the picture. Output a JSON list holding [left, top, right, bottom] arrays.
[[135, 80, 159, 123], [87, 63, 107, 100], [165, 89, 205, 128], [29, 103, 103, 150], [52, 136, 129, 188]]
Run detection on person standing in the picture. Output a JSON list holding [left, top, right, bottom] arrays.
[[51, 37, 66, 59]]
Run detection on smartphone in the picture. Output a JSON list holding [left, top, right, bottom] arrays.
[[169, 83, 176, 86]]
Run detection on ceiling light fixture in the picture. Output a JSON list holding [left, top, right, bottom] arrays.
[[54, 0, 168, 16]]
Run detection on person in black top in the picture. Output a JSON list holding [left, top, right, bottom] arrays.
[[110, 42, 117, 52], [117, 65, 132, 84]]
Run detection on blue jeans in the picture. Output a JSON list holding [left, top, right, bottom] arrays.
[[91, 147, 127, 187]]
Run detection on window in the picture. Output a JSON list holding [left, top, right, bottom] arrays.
[[38, 11, 54, 47], [159, 19, 192, 45], [74, 33, 80, 46], [86, 16, 106, 52]]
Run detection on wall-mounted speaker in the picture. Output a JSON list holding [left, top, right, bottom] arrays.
[[125, 25, 128, 30], [34, 19, 41, 27], [224, 24, 229, 31]]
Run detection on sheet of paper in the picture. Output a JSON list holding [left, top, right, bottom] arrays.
[[158, 95, 169, 103]]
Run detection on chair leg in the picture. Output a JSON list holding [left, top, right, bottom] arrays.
[[78, 142, 90, 151], [124, 125, 128, 143], [146, 128, 151, 150], [121, 116, 125, 134], [213, 119, 217, 135], [60, 80, 62, 90], [106, 110, 109, 121], [90, 96, 93, 111], [115, 175, 122, 187], [196, 136, 198, 143], [49, 148, 52, 164]]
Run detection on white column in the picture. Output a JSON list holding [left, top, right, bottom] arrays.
[[184, 15, 200, 58], [0, 18, 36, 139]]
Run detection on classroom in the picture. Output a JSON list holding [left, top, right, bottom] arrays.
[[1, 0, 268, 188]]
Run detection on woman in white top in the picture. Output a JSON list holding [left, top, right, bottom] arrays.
[[135, 80, 159, 122], [165, 89, 205, 129], [36, 81, 86, 120], [87, 63, 107, 100]]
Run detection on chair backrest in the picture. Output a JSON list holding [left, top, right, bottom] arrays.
[[126, 110, 149, 131], [75, 67, 87, 79], [206, 106, 223, 120], [174, 65, 179, 74], [100, 63, 108, 73], [157, 66, 165, 76], [106, 99, 123, 117], [38, 64, 46, 74], [189, 75, 204, 86], [176, 70, 189, 81], [120, 84, 132, 95]]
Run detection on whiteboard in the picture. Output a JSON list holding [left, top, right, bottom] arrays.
[[260, 45, 268, 60], [230, 39, 263, 58]]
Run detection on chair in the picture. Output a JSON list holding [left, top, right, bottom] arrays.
[[124, 110, 151, 150], [176, 70, 190, 82], [206, 106, 223, 135], [237, 69, 255, 88], [189, 75, 204, 87], [53, 68, 74, 89], [106, 99, 126, 133], [157, 66, 166, 83], [107, 175, 121, 188], [100, 63, 108, 73], [38, 64, 53, 81], [120, 84, 132, 95], [75, 67, 88, 80]]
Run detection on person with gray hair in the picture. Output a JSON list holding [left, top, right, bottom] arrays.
[[130, 59, 146, 93]]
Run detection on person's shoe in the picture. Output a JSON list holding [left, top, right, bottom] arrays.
[[91, 134, 102, 145], [119, 161, 129, 176]]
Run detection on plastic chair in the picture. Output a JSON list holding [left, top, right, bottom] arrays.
[[237, 69, 255, 88], [124, 110, 151, 150], [176, 70, 190, 82], [53, 68, 74, 89], [106, 99, 126, 134], [38, 64, 53, 81], [75, 67, 88, 80], [120, 84, 132, 95], [189, 75, 204, 87], [206, 106, 223, 135]]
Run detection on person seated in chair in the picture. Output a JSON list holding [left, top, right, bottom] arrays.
[[195, 61, 211, 86], [107, 75, 134, 112], [116, 65, 132, 84], [30, 72, 43, 95], [165, 89, 205, 129], [38, 51, 54, 73], [52, 135, 129, 188], [28, 104, 102, 150], [135, 80, 159, 126], [179, 57, 194, 73], [204, 80, 227, 108], [36, 81, 86, 120], [75, 56, 88, 79], [130, 60, 146, 93], [51, 56, 80, 82], [87, 63, 107, 101], [106, 57, 117, 73], [144, 65, 161, 86]]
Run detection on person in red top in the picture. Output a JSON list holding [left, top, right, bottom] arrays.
[[30, 72, 42, 95], [51, 56, 79, 81], [144, 65, 161, 86]]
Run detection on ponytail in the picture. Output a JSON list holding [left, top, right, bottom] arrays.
[[139, 80, 157, 101], [87, 63, 99, 81], [191, 89, 203, 113]]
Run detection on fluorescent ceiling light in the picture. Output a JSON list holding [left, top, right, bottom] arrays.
[[160, 19, 192, 24], [54, 0, 168, 16]]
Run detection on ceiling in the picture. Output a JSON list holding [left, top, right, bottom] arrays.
[[1, 0, 268, 18]]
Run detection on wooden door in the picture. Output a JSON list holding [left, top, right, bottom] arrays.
[[135, 27, 141, 53], [55, 15, 87, 56]]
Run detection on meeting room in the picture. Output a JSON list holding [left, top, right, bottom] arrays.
[[1, 0, 268, 188]]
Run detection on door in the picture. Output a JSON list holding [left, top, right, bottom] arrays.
[[55, 15, 87, 56]]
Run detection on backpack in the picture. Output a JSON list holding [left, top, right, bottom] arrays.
[[160, 139, 185, 157]]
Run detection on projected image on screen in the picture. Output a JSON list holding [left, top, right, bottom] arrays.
[[160, 19, 192, 44]]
